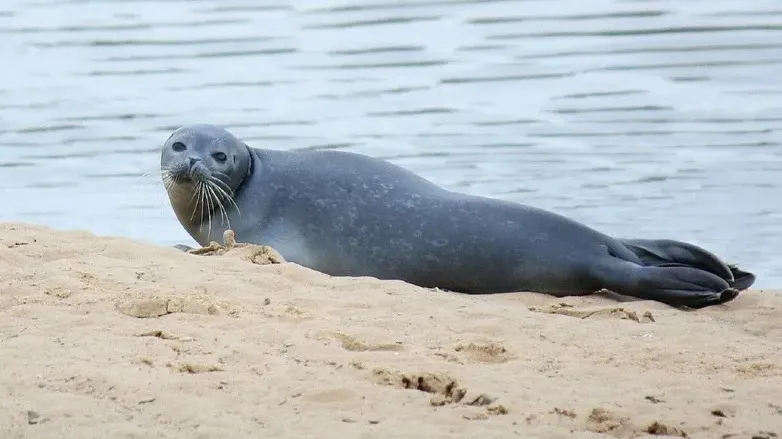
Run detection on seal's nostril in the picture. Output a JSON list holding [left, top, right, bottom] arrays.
[[188, 156, 201, 167]]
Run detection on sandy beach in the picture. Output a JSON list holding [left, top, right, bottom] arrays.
[[1, 221, 780, 439]]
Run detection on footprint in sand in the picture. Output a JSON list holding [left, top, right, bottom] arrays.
[[368, 367, 508, 416], [322, 332, 404, 352], [435, 342, 514, 365], [556, 407, 688, 438], [529, 303, 656, 323], [116, 295, 233, 318]]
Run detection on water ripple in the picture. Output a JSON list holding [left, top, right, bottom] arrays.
[[32, 36, 277, 48], [1, 19, 249, 34], [468, 10, 668, 24], [303, 15, 441, 29], [489, 24, 782, 40]]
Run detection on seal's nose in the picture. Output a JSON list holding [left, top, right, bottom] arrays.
[[187, 156, 203, 178]]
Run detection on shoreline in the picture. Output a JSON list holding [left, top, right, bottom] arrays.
[[1, 221, 780, 439]]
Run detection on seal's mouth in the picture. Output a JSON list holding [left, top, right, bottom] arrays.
[[188, 161, 212, 181], [165, 160, 210, 186], [164, 164, 192, 185]]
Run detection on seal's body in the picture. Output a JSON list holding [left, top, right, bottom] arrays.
[[161, 124, 755, 308]]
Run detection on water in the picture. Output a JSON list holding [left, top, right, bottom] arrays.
[[1, 0, 780, 287]]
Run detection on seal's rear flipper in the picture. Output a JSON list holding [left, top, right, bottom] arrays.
[[591, 258, 739, 309], [725, 264, 756, 291], [618, 238, 756, 291]]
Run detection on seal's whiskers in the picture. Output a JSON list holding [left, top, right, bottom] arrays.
[[187, 180, 201, 207], [191, 180, 204, 223], [160, 170, 174, 192], [207, 176, 241, 221], [200, 181, 211, 238], [206, 180, 231, 229], [204, 181, 214, 241]]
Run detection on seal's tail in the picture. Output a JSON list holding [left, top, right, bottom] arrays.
[[618, 238, 756, 291], [589, 257, 740, 309]]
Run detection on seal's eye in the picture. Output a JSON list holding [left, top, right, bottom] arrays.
[[213, 152, 227, 162], [171, 142, 186, 152]]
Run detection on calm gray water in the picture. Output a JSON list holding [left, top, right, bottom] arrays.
[[1, 0, 781, 287]]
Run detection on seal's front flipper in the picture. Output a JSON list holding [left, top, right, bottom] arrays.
[[618, 238, 756, 291], [591, 258, 739, 309]]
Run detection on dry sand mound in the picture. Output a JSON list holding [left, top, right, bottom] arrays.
[[1, 222, 780, 439]]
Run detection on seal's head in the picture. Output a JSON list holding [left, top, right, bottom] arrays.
[[160, 123, 251, 231]]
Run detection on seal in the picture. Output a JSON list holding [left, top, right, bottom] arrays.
[[160, 123, 756, 309]]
